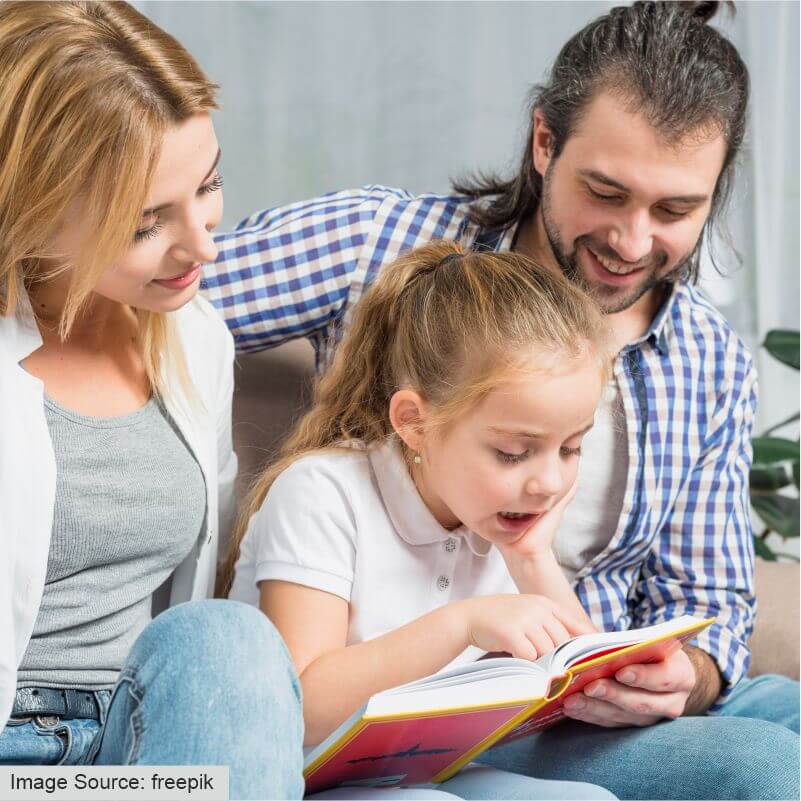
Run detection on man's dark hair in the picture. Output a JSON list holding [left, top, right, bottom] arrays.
[[453, 1, 749, 282]]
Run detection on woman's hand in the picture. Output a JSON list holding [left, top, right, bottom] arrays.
[[460, 593, 595, 661]]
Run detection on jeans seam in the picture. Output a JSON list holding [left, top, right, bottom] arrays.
[[119, 669, 146, 765]]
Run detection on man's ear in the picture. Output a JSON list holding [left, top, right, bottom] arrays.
[[532, 108, 554, 177], [389, 389, 429, 452]]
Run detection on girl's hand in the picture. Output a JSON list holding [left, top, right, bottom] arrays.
[[461, 593, 595, 661], [495, 481, 578, 561]]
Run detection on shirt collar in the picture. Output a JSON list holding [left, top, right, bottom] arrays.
[[368, 439, 492, 557], [0, 290, 44, 365], [622, 282, 680, 356]]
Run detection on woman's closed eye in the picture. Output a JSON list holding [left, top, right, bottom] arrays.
[[133, 172, 223, 243], [199, 173, 223, 195], [134, 220, 163, 243]]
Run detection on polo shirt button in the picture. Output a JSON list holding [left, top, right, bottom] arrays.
[[444, 538, 457, 553], [437, 575, 450, 591]]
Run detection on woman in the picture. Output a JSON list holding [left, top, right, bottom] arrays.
[[0, 3, 302, 796]]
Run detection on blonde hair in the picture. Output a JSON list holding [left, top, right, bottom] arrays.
[[219, 241, 610, 594], [0, 0, 218, 395]]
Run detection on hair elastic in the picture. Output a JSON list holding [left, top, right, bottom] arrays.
[[438, 253, 463, 268]]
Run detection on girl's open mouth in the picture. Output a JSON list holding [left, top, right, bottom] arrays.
[[496, 511, 538, 532]]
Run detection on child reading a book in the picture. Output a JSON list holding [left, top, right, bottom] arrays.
[[224, 242, 617, 800]]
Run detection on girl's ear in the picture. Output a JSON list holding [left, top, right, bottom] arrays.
[[389, 389, 429, 452]]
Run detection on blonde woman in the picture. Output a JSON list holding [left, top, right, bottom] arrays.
[[225, 243, 618, 800], [0, 3, 302, 795]]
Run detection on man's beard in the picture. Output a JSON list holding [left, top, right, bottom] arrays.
[[539, 165, 694, 315]]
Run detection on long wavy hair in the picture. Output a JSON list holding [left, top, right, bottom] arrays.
[[219, 241, 610, 595], [0, 1, 218, 395]]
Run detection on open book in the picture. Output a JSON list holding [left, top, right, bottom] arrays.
[[304, 615, 712, 794]]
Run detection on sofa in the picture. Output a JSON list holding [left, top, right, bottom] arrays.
[[231, 340, 800, 681]]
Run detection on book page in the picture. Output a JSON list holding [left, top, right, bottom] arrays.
[[368, 660, 549, 717], [536, 615, 702, 675]]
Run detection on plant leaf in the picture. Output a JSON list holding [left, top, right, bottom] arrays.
[[753, 535, 778, 561], [751, 438, 798, 490], [753, 436, 800, 464], [764, 330, 800, 370], [752, 495, 800, 539], [751, 465, 792, 491]]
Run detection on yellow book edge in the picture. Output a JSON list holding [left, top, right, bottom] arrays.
[[305, 616, 714, 783]]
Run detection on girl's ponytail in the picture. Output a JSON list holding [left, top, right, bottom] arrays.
[[218, 241, 465, 595]]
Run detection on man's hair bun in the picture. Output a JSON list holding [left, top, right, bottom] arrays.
[[682, 1, 733, 24]]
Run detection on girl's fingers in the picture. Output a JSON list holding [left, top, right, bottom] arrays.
[[551, 605, 596, 636], [509, 634, 540, 662], [525, 629, 556, 661], [542, 617, 572, 647]]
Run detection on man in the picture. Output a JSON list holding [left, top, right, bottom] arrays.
[[205, 2, 799, 798]]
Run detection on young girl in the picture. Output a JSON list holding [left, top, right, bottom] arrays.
[[0, 3, 302, 796], [226, 242, 617, 800]]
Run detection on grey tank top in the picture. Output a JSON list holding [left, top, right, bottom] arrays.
[[17, 395, 206, 690]]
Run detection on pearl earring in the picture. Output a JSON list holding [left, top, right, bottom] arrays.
[[413, 454, 422, 465]]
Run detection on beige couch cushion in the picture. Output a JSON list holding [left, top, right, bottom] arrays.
[[749, 560, 800, 679]]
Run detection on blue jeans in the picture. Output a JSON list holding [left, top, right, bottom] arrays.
[[1, 601, 614, 801], [0, 600, 305, 800], [478, 674, 800, 800]]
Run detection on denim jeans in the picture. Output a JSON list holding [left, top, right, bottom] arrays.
[[0, 600, 305, 800], [478, 674, 801, 800], [1, 600, 616, 801]]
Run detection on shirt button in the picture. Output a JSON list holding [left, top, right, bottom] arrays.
[[444, 538, 457, 553], [437, 575, 450, 591]]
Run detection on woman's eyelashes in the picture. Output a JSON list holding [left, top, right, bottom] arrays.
[[199, 173, 223, 195], [133, 172, 223, 243], [134, 220, 163, 243]]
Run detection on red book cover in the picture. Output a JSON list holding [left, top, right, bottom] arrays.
[[303, 616, 712, 793], [304, 703, 535, 795]]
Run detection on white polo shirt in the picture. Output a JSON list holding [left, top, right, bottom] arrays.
[[229, 440, 517, 668]]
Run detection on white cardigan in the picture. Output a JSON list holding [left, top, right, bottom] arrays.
[[0, 293, 238, 727]]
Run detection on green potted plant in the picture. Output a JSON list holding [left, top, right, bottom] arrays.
[[750, 330, 800, 561]]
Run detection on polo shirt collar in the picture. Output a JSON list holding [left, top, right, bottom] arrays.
[[368, 439, 492, 557]]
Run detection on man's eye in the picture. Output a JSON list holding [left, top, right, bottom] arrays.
[[658, 206, 690, 220], [588, 186, 623, 202], [496, 449, 529, 464], [134, 220, 163, 243], [560, 446, 582, 457], [199, 173, 223, 195]]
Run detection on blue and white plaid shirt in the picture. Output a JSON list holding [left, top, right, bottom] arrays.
[[205, 186, 757, 704]]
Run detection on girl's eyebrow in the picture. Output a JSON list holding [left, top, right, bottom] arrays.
[[141, 147, 222, 217], [488, 423, 595, 440]]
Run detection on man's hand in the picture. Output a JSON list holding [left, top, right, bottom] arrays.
[[562, 642, 721, 727]]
